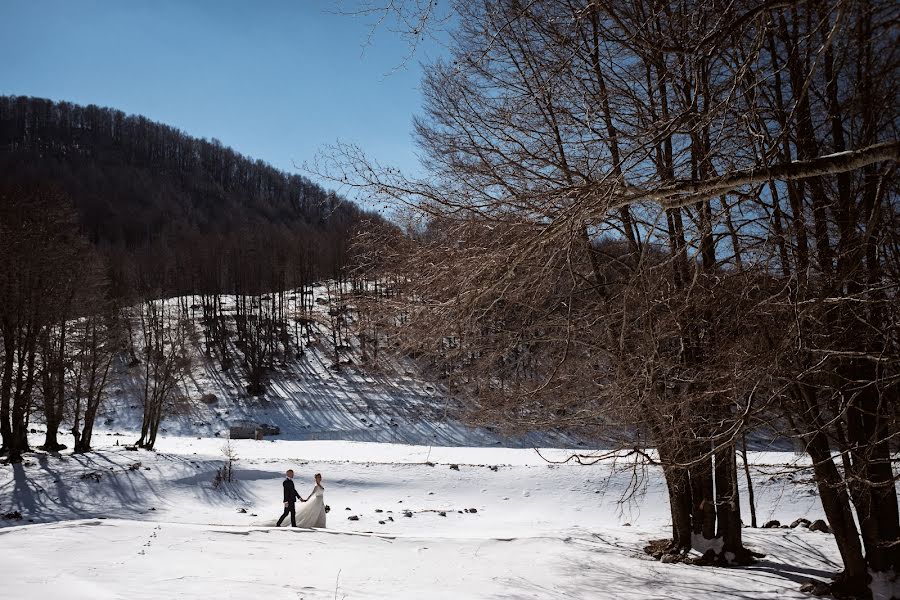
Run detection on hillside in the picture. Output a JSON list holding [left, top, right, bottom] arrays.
[[0, 95, 373, 293], [89, 285, 586, 448]]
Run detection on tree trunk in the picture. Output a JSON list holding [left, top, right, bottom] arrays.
[[689, 446, 717, 542], [845, 359, 900, 581], [660, 443, 693, 553], [716, 444, 754, 564], [740, 433, 757, 528], [0, 331, 14, 453], [41, 322, 67, 452], [805, 429, 870, 596]]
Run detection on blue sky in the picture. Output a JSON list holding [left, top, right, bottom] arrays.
[[0, 0, 443, 188]]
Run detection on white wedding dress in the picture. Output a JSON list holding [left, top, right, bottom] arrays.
[[294, 485, 326, 528]]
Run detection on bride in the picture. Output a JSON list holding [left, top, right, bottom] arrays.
[[294, 473, 326, 528]]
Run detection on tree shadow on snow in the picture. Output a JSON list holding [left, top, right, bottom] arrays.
[[0, 452, 161, 527], [487, 531, 837, 600]]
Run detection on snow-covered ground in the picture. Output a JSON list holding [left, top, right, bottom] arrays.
[[1, 433, 842, 599], [1, 289, 841, 598]]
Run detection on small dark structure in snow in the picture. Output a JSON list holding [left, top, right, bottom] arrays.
[[228, 422, 281, 440]]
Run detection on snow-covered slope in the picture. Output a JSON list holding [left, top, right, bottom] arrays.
[[98, 289, 586, 448]]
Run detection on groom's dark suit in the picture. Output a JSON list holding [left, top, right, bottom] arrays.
[[276, 477, 301, 527]]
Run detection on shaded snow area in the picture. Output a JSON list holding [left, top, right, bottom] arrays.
[[2, 437, 845, 599], [98, 290, 589, 448]]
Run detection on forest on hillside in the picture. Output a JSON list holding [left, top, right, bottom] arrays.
[[0, 97, 379, 463], [0, 95, 374, 296]]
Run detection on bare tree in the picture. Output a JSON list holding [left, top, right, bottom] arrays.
[[329, 0, 899, 591], [135, 298, 189, 450], [0, 182, 87, 462]]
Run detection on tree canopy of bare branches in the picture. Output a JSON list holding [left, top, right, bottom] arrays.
[[328, 0, 900, 593]]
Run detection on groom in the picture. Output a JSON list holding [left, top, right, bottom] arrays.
[[276, 469, 303, 527]]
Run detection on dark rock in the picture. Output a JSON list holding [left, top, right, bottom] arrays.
[[124, 445, 138, 451], [403, 511, 413, 518], [660, 554, 681, 564], [387, 516, 394, 521], [201, 394, 218, 405], [790, 518, 811, 529], [425, 461, 435, 467], [80, 471, 103, 482], [468, 508, 477, 513], [237, 508, 248, 514], [642, 539, 669, 560], [799, 581, 832, 596], [763, 520, 781, 528], [449, 464, 459, 471], [348, 515, 359, 521], [324, 505, 330, 513], [345, 507, 352, 511], [693, 549, 718, 566], [2, 511, 22, 520], [375, 509, 383, 513], [622, 523, 631, 527], [378, 521, 385, 525], [438, 511, 446, 517], [809, 520, 831, 534]]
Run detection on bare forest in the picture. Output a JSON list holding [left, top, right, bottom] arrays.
[[322, 1, 900, 596], [0, 98, 370, 458]]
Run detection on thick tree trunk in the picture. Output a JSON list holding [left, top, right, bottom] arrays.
[[42, 418, 63, 452], [659, 442, 693, 553], [805, 429, 870, 596], [845, 360, 900, 582], [689, 445, 717, 543], [715, 445, 754, 565], [8, 336, 38, 463], [41, 323, 67, 452], [0, 332, 14, 453]]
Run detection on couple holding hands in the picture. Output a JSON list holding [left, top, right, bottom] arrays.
[[276, 470, 327, 528]]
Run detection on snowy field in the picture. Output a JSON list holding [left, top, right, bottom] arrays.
[[1, 434, 844, 599], [0, 291, 842, 598]]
